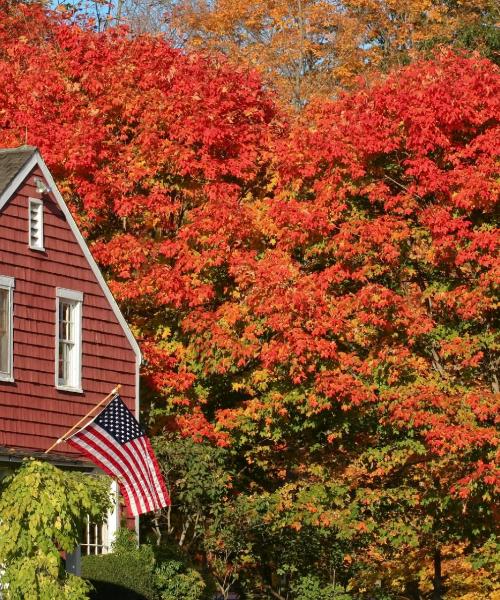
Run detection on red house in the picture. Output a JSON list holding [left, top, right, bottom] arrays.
[[0, 146, 141, 553]]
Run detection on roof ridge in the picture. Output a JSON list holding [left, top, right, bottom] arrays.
[[0, 145, 38, 154]]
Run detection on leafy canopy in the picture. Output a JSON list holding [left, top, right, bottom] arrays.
[[161, 0, 499, 105], [0, 459, 111, 600], [0, 2, 498, 595]]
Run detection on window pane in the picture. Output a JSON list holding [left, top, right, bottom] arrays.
[[66, 319, 73, 342], [81, 516, 106, 556], [89, 522, 96, 546], [57, 298, 80, 387], [58, 304, 64, 339], [58, 343, 65, 382], [58, 341, 73, 385], [0, 289, 9, 373], [59, 302, 74, 342]]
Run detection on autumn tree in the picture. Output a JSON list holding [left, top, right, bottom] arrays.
[[118, 0, 499, 105], [164, 0, 347, 107], [235, 50, 499, 597], [143, 50, 498, 597], [0, 2, 498, 596]]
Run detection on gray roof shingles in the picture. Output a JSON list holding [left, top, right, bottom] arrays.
[[0, 146, 37, 197]]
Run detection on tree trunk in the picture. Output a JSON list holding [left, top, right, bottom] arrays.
[[294, 0, 304, 109], [405, 580, 421, 600], [431, 548, 444, 600]]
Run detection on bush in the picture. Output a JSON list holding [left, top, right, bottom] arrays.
[[290, 575, 352, 600], [154, 560, 206, 600], [81, 541, 156, 600], [81, 530, 209, 600]]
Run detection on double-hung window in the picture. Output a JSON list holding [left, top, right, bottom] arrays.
[[81, 518, 109, 555], [80, 481, 118, 556], [56, 288, 83, 392], [0, 276, 14, 381]]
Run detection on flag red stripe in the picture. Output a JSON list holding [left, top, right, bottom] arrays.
[[88, 426, 155, 513], [67, 436, 139, 516], [143, 436, 170, 507], [76, 428, 147, 515]]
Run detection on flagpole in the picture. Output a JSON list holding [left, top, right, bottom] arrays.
[[45, 385, 121, 454]]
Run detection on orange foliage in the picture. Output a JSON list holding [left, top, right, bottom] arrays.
[[168, 0, 497, 105], [0, 3, 498, 592]]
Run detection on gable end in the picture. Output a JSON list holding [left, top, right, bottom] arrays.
[[0, 149, 141, 414]]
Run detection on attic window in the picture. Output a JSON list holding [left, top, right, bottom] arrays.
[[28, 198, 44, 250]]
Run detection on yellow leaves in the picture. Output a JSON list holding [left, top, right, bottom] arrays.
[[423, 544, 500, 600], [307, 463, 327, 478], [252, 369, 269, 384], [171, 0, 494, 105]]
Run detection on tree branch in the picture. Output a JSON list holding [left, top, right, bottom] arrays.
[[263, 584, 287, 600]]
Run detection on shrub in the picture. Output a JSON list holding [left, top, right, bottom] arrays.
[[290, 575, 352, 600], [154, 560, 206, 600], [81, 542, 156, 600], [82, 530, 209, 600]]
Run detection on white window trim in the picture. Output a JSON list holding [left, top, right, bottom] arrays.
[[0, 276, 14, 382], [78, 480, 118, 558], [28, 197, 45, 251], [56, 288, 83, 303], [81, 516, 109, 555], [55, 288, 83, 393]]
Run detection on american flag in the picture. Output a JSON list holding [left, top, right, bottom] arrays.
[[67, 395, 170, 517]]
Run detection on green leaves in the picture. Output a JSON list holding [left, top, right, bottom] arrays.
[[291, 575, 352, 600], [0, 459, 111, 600], [154, 560, 206, 600]]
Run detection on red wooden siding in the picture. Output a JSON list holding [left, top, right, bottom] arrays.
[[0, 166, 137, 458]]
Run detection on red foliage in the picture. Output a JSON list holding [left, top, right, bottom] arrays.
[[0, 1, 498, 501], [271, 51, 499, 494]]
